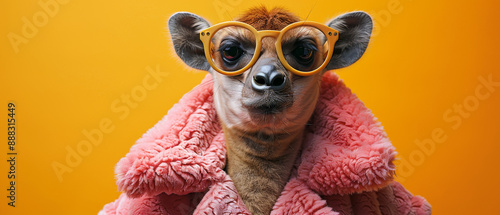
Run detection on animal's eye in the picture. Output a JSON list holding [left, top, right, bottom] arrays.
[[293, 47, 313, 60], [291, 44, 316, 65], [220, 44, 244, 63], [223, 46, 242, 60]]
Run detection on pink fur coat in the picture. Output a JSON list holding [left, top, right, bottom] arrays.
[[100, 72, 431, 214]]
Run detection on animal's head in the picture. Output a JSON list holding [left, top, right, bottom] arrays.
[[168, 7, 372, 133]]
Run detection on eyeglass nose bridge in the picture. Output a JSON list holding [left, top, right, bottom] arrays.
[[256, 30, 281, 38], [254, 30, 281, 51], [253, 30, 285, 67]]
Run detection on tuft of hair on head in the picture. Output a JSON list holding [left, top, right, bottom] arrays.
[[236, 6, 301, 30]]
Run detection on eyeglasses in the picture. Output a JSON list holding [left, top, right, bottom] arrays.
[[199, 21, 339, 76]]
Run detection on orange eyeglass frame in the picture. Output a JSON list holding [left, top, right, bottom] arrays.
[[199, 21, 339, 76]]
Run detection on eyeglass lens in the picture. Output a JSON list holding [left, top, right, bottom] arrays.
[[209, 25, 329, 74]]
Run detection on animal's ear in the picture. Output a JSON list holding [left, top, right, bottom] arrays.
[[168, 12, 212, 71], [325, 11, 373, 70]]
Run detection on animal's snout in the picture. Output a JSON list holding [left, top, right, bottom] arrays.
[[242, 59, 293, 115], [252, 65, 286, 91]]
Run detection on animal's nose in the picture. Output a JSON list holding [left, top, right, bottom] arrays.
[[252, 65, 286, 91]]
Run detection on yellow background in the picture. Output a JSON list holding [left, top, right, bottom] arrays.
[[1, 0, 499, 214]]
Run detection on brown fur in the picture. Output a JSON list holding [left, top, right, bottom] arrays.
[[222, 6, 310, 215], [236, 6, 301, 30]]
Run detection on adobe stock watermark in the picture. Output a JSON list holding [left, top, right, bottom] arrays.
[[396, 73, 500, 182], [213, 0, 243, 22], [51, 64, 169, 182], [370, 0, 414, 37], [7, 0, 70, 54]]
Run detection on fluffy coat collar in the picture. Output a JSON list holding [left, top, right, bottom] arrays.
[[100, 72, 430, 214]]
